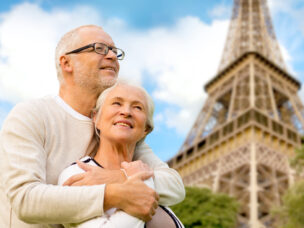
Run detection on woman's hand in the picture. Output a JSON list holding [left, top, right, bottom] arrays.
[[121, 160, 153, 177]]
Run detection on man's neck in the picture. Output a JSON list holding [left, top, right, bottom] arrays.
[[59, 86, 99, 117]]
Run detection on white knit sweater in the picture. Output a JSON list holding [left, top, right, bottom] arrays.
[[0, 96, 185, 228]]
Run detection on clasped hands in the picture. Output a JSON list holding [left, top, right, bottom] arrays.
[[63, 160, 159, 221]]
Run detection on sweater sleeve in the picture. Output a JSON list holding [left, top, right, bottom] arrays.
[[134, 142, 185, 206], [0, 102, 105, 224], [58, 166, 155, 228]]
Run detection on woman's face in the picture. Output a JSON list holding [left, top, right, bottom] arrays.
[[96, 84, 148, 145]]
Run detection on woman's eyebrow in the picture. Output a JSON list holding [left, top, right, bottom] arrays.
[[132, 100, 144, 106], [110, 96, 146, 107], [111, 97, 124, 101]]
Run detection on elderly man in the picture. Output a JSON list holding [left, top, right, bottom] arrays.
[[0, 25, 184, 227]]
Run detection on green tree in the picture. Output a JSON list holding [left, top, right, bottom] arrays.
[[290, 143, 304, 173], [171, 187, 238, 228], [272, 180, 304, 228], [272, 140, 304, 228]]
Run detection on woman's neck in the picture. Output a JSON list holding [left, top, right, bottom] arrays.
[[94, 138, 136, 169]]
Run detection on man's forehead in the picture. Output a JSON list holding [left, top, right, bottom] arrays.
[[77, 27, 115, 46]]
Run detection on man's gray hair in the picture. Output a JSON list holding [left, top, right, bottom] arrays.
[[55, 25, 103, 83], [94, 79, 155, 142]]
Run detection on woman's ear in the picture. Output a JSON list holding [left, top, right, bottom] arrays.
[[144, 125, 151, 135], [137, 125, 150, 143], [60, 55, 73, 73]]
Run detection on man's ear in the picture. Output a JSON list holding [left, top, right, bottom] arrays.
[[91, 110, 98, 123], [60, 55, 73, 73]]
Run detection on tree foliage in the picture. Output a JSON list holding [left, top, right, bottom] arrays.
[[272, 180, 304, 228], [290, 143, 304, 173], [272, 140, 304, 228], [170, 187, 238, 228]]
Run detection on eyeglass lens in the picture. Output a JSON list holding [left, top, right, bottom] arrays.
[[95, 43, 123, 59]]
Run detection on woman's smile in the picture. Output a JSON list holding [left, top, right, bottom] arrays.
[[113, 120, 133, 128]]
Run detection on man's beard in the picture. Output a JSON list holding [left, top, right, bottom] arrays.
[[74, 68, 117, 94], [99, 77, 117, 91]]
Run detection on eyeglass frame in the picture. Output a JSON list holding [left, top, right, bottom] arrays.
[[65, 42, 125, 60]]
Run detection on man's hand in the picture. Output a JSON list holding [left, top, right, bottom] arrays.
[[121, 160, 152, 177], [104, 171, 159, 221], [63, 160, 126, 186]]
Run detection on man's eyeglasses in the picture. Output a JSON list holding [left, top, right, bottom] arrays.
[[65, 42, 125, 60]]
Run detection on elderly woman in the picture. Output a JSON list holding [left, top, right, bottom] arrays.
[[58, 81, 183, 228]]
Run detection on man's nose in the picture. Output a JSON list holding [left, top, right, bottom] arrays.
[[105, 49, 118, 60]]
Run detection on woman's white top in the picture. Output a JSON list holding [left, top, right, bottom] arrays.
[[58, 156, 154, 228]]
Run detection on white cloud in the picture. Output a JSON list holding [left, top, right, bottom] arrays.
[[208, 4, 231, 19], [1, 1, 303, 138], [0, 2, 235, 136], [267, 0, 304, 87], [268, 0, 303, 16], [0, 3, 102, 102], [268, 0, 290, 13], [154, 113, 164, 123], [116, 17, 229, 135], [0, 2, 230, 135], [163, 103, 203, 134], [124, 17, 228, 105], [268, 0, 304, 38], [278, 43, 298, 76]]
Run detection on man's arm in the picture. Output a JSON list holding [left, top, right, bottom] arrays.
[[64, 142, 185, 207], [59, 164, 155, 228], [0, 103, 105, 224], [59, 160, 158, 222], [134, 142, 185, 206]]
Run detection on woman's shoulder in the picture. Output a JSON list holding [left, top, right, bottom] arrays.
[[57, 156, 94, 185]]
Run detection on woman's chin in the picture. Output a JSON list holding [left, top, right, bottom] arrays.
[[110, 135, 137, 145]]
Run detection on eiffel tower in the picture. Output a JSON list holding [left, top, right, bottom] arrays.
[[168, 0, 304, 227]]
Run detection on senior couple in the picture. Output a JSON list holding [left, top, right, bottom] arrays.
[[0, 25, 185, 227]]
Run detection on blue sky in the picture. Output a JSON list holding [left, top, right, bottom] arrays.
[[0, 0, 304, 161]]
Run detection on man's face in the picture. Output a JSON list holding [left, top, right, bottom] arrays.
[[71, 27, 120, 94]]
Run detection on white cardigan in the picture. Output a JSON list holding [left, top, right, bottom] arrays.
[[0, 96, 185, 227]]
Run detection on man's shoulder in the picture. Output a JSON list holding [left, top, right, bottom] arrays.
[[8, 96, 59, 119], [13, 96, 56, 111], [2, 96, 58, 129]]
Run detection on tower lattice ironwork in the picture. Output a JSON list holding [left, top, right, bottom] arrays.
[[168, 0, 304, 227]]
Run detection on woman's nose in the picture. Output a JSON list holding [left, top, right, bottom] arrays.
[[120, 105, 131, 116]]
